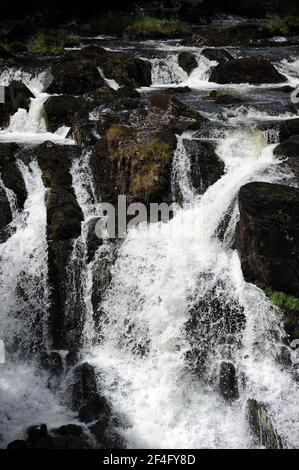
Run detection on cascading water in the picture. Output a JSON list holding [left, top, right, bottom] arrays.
[[150, 52, 216, 88], [83, 130, 298, 449], [0, 155, 74, 447], [1, 28, 299, 449]]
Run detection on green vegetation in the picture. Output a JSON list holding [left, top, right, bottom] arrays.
[[90, 14, 134, 36], [265, 15, 299, 35], [265, 289, 299, 313], [125, 17, 192, 40], [27, 30, 81, 55]]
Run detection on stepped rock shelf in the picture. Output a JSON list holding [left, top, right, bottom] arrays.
[[0, 14, 299, 450]]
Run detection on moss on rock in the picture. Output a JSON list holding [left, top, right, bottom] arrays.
[[247, 399, 283, 449]]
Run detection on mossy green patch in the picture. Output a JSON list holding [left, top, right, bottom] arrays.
[[125, 17, 191, 40], [265, 289, 299, 313]]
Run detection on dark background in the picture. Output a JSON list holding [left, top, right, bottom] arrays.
[[1, 0, 299, 21]]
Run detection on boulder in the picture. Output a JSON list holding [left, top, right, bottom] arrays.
[[209, 57, 286, 85], [45, 58, 105, 95], [0, 185, 12, 241], [7, 423, 91, 449], [247, 399, 283, 449], [0, 143, 27, 208], [184, 23, 273, 48], [56, 46, 151, 94], [201, 48, 234, 63], [236, 182, 299, 297], [178, 51, 198, 75], [183, 139, 224, 193], [72, 363, 112, 425], [0, 81, 34, 128], [205, 90, 243, 104], [278, 118, 299, 141], [274, 135, 299, 182], [43, 95, 84, 133], [218, 361, 239, 401]]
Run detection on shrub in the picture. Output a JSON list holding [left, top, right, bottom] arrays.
[[125, 17, 192, 40], [266, 289, 299, 313], [27, 30, 66, 55]]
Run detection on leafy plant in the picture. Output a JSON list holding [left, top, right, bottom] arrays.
[[27, 30, 66, 55], [265, 289, 299, 312], [125, 17, 192, 39]]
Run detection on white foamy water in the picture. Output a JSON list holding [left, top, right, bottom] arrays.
[[0, 158, 75, 447], [0, 72, 74, 144], [82, 130, 298, 449]]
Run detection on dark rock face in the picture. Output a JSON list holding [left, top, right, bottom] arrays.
[[183, 139, 224, 193], [274, 135, 299, 182], [205, 90, 242, 104], [43, 95, 84, 133], [201, 48, 234, 63], [247, 399, 283, 449], [45, 58, 105, 95], [0, 81, 34, 128], [0, 143, 27, 208], [71, 362, 125, 447], [236, 182, 299, 297], [7, 424, 91, 449], [78, 46, 151, 88], [36, 142, 83, 351], [178, 51, 198, 75], [218, 362, 239, 401], [184, 23, 273, 47], [279, 118, 299, 141], [0, 186, 12, 241], [46, 47, 152, 93], [210, 57, 285, 84]]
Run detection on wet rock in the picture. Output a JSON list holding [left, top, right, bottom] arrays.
[[72, 362, 112, 425], [201, 48, 234, 63], [218, 361, 239, 401], [45, 58, 105, 95], [36, 142, 83, 351], [76, 46, 151, 88], [148, 92, 206, 131], [274, 135, 299, 183], [43, 95, 84, 133], [91, 244, 116, 322], [89, 419, 125, 449], [205, 90, 243, 104], [164, 86, 191, 94], [40, 351, 63, 376], [184, 23, 273, 48], [236, 182, 299, 297], [209, 57, 285, 85], [0, 186, 12, 241], [247, 399, 283, 449], [283, 311, 299, 344], [278, 118, 299, 141], [0, 80, 34, 128], [183, 139, 224, 193], [178, 51, 198, 75], [0, 143, 27, 208], [8, 423, 91, 449]]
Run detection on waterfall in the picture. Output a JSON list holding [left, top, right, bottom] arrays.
[[0, 73, 74, 144], [83, 130, 298, 449], [150, 53, 215, 87]]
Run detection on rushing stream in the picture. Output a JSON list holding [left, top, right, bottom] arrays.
[[0, 30, 299, 448]]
